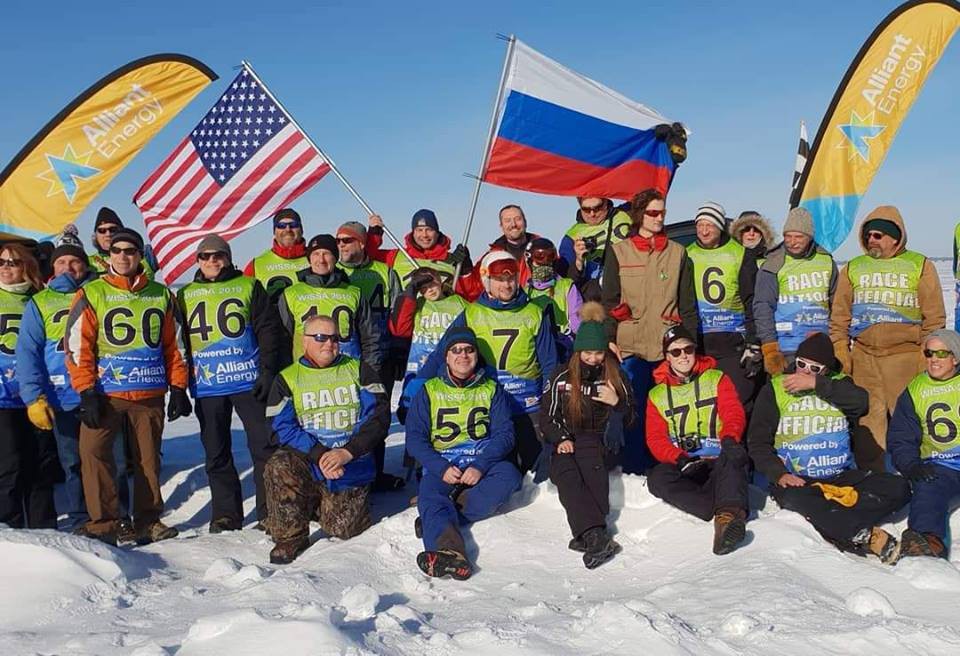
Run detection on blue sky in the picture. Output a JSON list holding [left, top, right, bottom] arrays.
[[2, 0, 958, 274]]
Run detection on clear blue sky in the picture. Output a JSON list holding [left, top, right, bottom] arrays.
[[2, 0, 958, 276]]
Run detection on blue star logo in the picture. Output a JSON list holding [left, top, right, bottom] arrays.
[[35, 144, 101, 203], [837, 110, 885, 162]]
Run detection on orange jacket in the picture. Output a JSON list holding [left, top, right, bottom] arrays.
[[65, 270, 188, 400]]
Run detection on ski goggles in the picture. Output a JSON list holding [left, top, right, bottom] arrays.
[[666, 345, 695, 357], [530, 248, 557, 265], [306, 333, 338, 344], [795, 358, 826, 374], [924, 348, 954, 359]]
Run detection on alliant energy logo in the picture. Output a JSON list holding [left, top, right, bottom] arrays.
[[82, 84, 164, 158]]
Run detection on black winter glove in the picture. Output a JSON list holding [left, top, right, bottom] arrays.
[[78, 389, 105, 429], [396, 404, 408, 426], [409, 268, 439, 294], [251, 372, 274, 403], [906, 463, 939, 484], [739, 343, 763, 379], [167, 386, 193, 422], [448, 244, 472, 270], [676, 454, 706, 477]]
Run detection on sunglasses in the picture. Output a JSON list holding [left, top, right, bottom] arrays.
[[924, 348, 953, 359], [866, 231, 886, 241], [276, 221, 301, 230], [644, 209, 665, 218], [305, 333, 338, 344], [0, 258, 23, 268], [796, 358, 826, 374], [666, 344, 695, 357], [96, 226, 118, 235], [448, 345, 476, 355], [198, 251, 228, 261], [580, 203, 606, 214], [742, 225, 762, 234], [335, 237, 357, 245], [530, 249, 557, 265], [110, 247, 139, 256]]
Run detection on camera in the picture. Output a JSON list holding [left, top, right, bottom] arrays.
[[677, 435, 702, 452], [581, 234, 599, 253]]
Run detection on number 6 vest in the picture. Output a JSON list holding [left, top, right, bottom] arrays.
[[907, 371, 960, 472]]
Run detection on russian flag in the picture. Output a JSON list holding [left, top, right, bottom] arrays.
[[481, 40, 679, 201]]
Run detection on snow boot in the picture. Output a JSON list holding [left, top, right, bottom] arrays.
[[568, 534, 588, 553], [713, 508, 747, 556], [416, 549, 472, 580], [73, 525, 118, 547], [117, 517, 136, 544], [209, 517, 242, 534], [270, 536, 310, 565], [900, 529, 947, 559], [582, 527, 620, 569], [414, 516, 423, 539], [135, 521, 179, 546]]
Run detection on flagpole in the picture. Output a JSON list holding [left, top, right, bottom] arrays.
[[240, 60, 418, 268], [454, 34, 516, 280]]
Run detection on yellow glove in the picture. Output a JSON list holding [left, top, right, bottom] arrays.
[[811, 482, 858, 507], [27, 395, 55, 431]]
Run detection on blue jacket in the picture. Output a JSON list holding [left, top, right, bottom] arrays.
[[17, 271, 94, 410], [417, 290, 558, 415], [405, 365, 515, 477]]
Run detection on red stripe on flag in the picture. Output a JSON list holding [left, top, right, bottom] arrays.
[[134, 138, 191, 203]]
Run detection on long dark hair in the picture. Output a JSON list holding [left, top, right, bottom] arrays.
[[566, 351, 631, 430]]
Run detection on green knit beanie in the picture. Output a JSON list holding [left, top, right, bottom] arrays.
[[574, 321, 607, 352]]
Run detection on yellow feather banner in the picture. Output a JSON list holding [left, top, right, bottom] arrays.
[[0, 54, 217, 240]]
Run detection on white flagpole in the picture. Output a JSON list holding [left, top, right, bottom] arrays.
[[454, 35, 516, 280], [241, 60, 418, 268]]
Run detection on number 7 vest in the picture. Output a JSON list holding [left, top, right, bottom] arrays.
[[83, 278, 170, 394]]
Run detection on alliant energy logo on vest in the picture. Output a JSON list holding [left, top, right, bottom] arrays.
[[82, 85, 165, 160], [774, 379, 851, 479]]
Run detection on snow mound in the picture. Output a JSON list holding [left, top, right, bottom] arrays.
[[892, 556, 960, 590], [844, 587, 896, 618], [179, 606, 368, 655], [0, 528, 134, 631], [338, 584, 380, 621]]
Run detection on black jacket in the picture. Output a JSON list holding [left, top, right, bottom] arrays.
[[747, 369, 868, 482], [538, 362, 634, 444]]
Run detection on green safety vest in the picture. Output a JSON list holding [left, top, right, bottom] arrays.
[[424, 375, 496, 472], [686, 239, 746, 334], [282, 281, 362, 360], [407, 294, 467, 376], [907, 372, 960, 470], [563, 210, 633, 275], [280, 355, 374, 489], [774, 251, 833, 352], [83, 278, 171, 394], [0, 288, 30, 408], [647, 368, 724, 457], [529, 277, 574, 333], [847, 250, 924, 337], [338, 259, 392, 333], [464, 300, 543, 413], [253, 249, 308, 299], [771, 373, 851, 478], [178, 276, 259, 398], [30, 287, 77, 408]]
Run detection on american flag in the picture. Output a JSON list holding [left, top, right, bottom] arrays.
[[134, 65, 330, 284]]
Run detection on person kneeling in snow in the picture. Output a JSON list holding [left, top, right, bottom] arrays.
[[263, 315, 389, 565], [539, 302, 632, 569], [889, 329, 960, 560], [749, 333, 908, 564], [405, 327, 521, 579], [646, 325, 750, 556]]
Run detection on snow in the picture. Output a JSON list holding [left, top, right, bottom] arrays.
[[0, 262, 958, 655]]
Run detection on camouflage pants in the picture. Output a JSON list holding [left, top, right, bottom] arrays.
[[264, 448, 371, 542]]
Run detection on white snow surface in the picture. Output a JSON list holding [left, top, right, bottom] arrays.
[[0, 261, 958, 655]]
